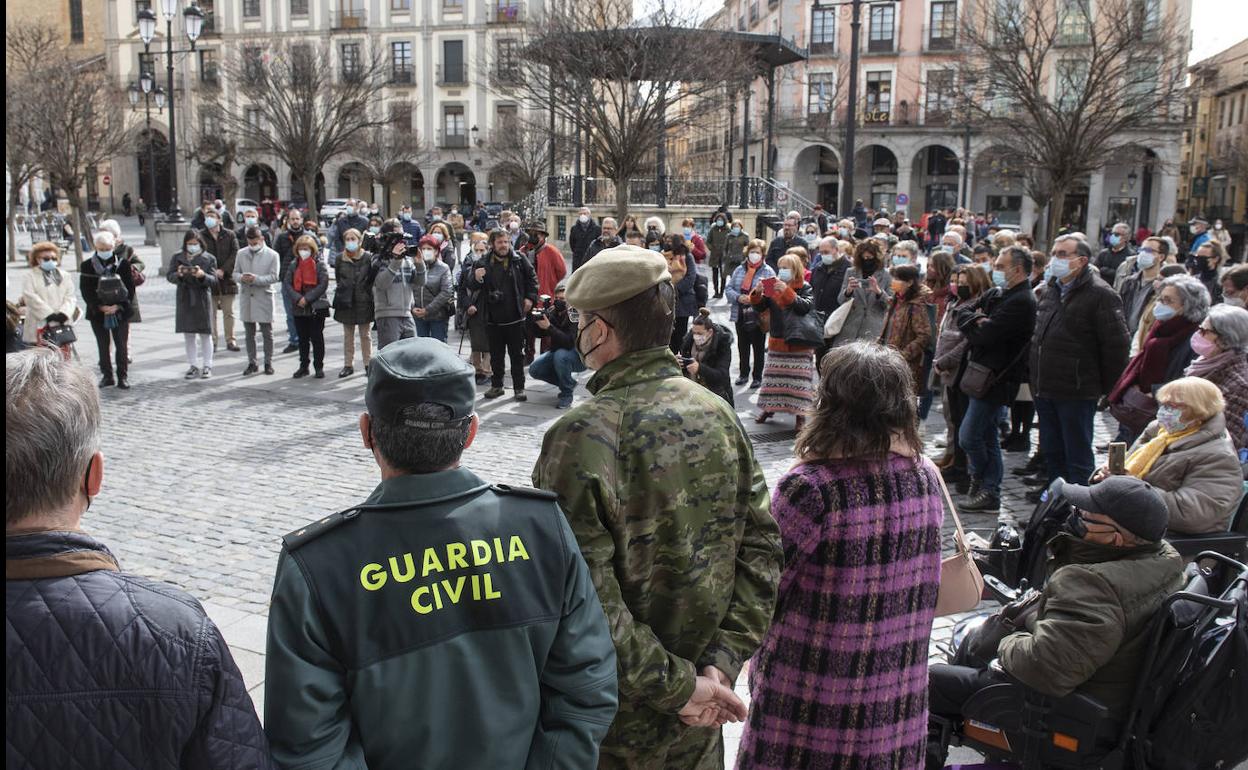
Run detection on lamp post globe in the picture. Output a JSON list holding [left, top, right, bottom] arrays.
[[128, 83, 141, 108], [140, 70, 153, 93], [137, 7, 157, 45], [154, 86, 167, 110], [183, 5, 204, 43], [159, 0, 179, 20]]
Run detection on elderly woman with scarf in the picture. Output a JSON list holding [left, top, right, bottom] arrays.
[[1185, 304, 1248, 454], [751, 253, 817, 429], [1107, 274, 1209, 445], [1094, 377, 1241, 534], [726, 240, 777, 388], [678, 308, 734, 406]]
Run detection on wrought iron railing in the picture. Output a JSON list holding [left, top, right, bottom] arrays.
[[541, 175, 817, 216]]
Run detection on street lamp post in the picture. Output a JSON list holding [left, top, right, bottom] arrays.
[[136, 2, 203, 223], [128, 70, 166, 217]]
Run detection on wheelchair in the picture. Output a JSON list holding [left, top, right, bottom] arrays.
[[931, 551, 1248, 770]]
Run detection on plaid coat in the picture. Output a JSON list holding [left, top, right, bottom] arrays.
[[737, 455, 943, 770]]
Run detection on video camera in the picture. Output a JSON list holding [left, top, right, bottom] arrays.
[[529, 294, 554, 320], [377, 229, 418, 259]]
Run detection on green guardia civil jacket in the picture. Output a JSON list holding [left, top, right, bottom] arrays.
[[264, 467, 618, 770], [532, 346, 783, 753]]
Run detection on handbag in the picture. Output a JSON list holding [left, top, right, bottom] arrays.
[[823, 298, 854, 338], [959, 345, 1027, 401], [95, 271, 129, 306], [311, 296, 331, 316], [784, 308, 827, 348], [1109, 387, 1158, 434], [739, 304, 760, 333], [934, 470, 986, 616], [130, 263, 146, 286], [40, 323, 77, 347]]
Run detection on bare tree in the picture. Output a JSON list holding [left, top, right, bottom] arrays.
[[187, 105, 242, 210], [958, 0, 1186, 241], [481, 114, 567, 198], [495, 0, 755, 220], [215, 39, 389, 210], [354, 122, 434, 215], [5, 23, 62, 261], [15, 29, 134, 265]]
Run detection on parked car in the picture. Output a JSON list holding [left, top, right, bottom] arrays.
[[318, 198, 351, 226]]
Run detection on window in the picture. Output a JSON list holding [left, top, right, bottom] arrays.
[[496, 38, 520, 80], [392, 0, 411, 8], [244, 107, 263, 132], [391, 102, 412, 133], [807, 73, 836, 115], [243, 0, 260, 17], [341, 42, 362, 81], [865, 70, 892, 119], [1136, 0, 1161, 37], [444, 0, 463, 8], [1058, 0, 1091, 43], [391, 41, 413, 83], [443, 105, 466, 147], [291, 43, 313, 83], [69, 0, 84, 43], [200, 0, 216, 34], [290, 0, 309, 16], [924, 69, 955, 124], [868, 3, 895, 53], [135, 0, 152, 16], [928, 1, 957, 50], [994, 0, 1023, 38], [199, 49, 219, 86], [242, 46, 264, 84], [138, 52, 156, 82], [200, 108, 222, 137], [737, 14, 745, 31], [810, 8, 836, 54], [1056, 58, 1088, 109], [442, 40, 465, 84], [749, 0, 759, 22]]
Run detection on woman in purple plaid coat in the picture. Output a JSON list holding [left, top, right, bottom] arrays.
[[737, 341, 944, 770]]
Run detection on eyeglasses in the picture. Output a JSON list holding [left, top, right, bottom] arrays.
[[1157, 294, 1180, 307], [1197, 326, 1219, 338]]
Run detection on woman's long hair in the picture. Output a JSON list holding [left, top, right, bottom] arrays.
[[797, 342, 923, 462]]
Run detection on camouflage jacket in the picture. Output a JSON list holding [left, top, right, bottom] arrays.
[[532, 346, 782, 752]]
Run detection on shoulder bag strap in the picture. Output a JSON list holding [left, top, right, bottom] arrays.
[[934, 466, 970, 555]]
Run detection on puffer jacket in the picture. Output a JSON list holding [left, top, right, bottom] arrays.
[[998, 535, 1185, 716], [413, 259, 455, 321], [1128, 413, 1243, 534], [6, 530, 272, 768], [1030, 267, 1130, 400], [333, 252, 377, 326]]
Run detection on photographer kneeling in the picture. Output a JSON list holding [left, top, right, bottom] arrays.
[[678, 308, 734, 407], [926, 475, 1184, 769], [527, 282, 584, 409]]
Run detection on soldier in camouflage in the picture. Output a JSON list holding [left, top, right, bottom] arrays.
[[532, 244, 783, 769]]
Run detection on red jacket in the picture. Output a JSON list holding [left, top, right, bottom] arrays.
[[534, 243, 567, 298]]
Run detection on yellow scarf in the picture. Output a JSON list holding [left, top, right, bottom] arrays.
[[1124, 423, 1200, 478]]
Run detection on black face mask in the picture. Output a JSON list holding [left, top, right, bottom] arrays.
[[956, 286, 972, 301], [863, 259, 879, 272], [553, 299, 568, 314]]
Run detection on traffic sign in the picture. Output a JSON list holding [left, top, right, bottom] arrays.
[[896, 193, 909, 206], [102, 175, 111, 186], [777, 191, 788, 203]]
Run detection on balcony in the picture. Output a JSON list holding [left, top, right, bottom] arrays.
[[200, 12, 219, 36], [486, 0, 524, 23], [389, 68, 415, 86], [925, 29, 956, 52], [439, 130, 469, 148], [867, 37, 896, 54], [331, 8, 368, 30], [490, 66, 521, 85], [436, 63, 467, 86]]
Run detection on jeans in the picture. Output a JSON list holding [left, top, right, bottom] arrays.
[[292, 314, 326, 370], [960, 396, 1004, 494], [243, 322, 273, 366], [1034, 396, 1098, 485], [415, 318, 449, 342], [282, 290, 299, 346], [89, 316, 129, 379], [488, 322, 527, 390], [736, 318, 765, 381], [528, 348, 585, 397]]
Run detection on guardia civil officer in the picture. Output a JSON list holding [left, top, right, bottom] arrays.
[[264, 337, 618, 769]]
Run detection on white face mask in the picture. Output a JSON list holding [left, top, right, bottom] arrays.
[[421, 249, 436, 261], [249, 243, 263, 253], [692, 332, 711, 346], [432, 232, 444, 243], [747, 252, 762, 265], [298, 249, 311, 259], [578, 215, 589, 223]]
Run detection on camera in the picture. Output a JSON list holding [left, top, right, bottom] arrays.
[[679, 355, 695, 372], [530, 294, 553, 319]]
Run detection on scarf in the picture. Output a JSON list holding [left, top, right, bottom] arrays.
[[42, 268, 63, 286], [1109, 316, 1199, 404], [691, 328, 713, 363], [292, 256, 318, 293], [742, 262, 761, 291], [1124, 422, 1200, 478], [1185, 348, 1239, 379]]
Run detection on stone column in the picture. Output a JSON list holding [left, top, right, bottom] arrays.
[[895, 162, 913, 217], [1086, 169, 1106, 239], [1153, 167, 1179, 231]]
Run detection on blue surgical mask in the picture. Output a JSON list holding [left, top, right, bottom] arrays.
[[1050, 257, 1072, 279], [731, 226, 741, 235], [1136, 250, 1156, 270], [39, 259, 57, 272], [1109, 234, 1122, 247], [204, 217, 218, 229], [400, 212, 411, 221], [97, 249, 113, 260], [992, 269, 1008, 288], [683, 227, 693, 238], [345, 240, 360, 252], [369, 226, 381, 234], [1152, 303, 1176, 321], [892, 255, 910, 267], [186, 244, 202, 255], [245, 217, 258, 227], [777, 268, 793, 282], [1156, 404, 1189, 433]]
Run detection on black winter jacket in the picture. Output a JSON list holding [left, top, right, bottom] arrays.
[[754, 283, 815, 343], [466, 250, 539, 326], [1030, 268, 1130, 400], [6, 531, 272, 769], [680, 322, 735, 406], [810, 258, 849, 316], [570, 219, 602, 270], [956, 281, 1037, 405]]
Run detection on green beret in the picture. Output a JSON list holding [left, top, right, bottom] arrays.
[[565, 244, 672, 312], [365, 338, 475, 425]]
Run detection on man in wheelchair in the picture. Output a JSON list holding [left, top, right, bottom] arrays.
[[927, 476, 1185, 768]]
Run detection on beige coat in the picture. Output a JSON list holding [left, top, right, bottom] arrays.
[[20, 267, 79, 344], [1129, 413, 1243, 534]]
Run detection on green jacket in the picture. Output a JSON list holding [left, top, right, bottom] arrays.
[[998, 535, 1184, 715], [264, 468, 618, 769], [532, 346, 782, 753]]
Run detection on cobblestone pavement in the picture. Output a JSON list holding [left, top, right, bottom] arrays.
[[6, 220, 1121, 766]]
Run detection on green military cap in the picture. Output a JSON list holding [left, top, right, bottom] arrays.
[[565, 244, 672, 312], [365, 338, 476, 425]]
